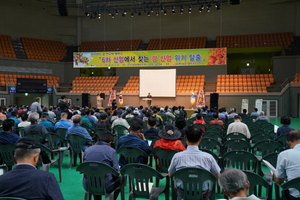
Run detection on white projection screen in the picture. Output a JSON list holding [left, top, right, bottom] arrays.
[[139, 69, 176, 97]]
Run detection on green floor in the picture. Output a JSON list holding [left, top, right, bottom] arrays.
[[48, 117, 300, 200]]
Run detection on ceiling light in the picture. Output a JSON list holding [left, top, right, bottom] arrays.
[[164, 10, 167, 15], [116, 10, 119, 15], [147, 11, 150, 16], [111, 14, 114, 18], [84, 12, 89, 17], [131, 12, 134, 17], [156, 11, 159, 16]]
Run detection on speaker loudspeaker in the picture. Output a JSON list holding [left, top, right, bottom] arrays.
[[57, 0, 68, 16], [82, 93, 90, 108], [210, 93, 219, 110]]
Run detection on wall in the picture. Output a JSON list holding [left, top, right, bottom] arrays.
[[273, 56, 300, 82], [116, 65, 227, 82], [0, 0, 76, 45], [81, 0, 300, 42]]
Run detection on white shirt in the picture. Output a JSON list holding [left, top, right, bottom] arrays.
[[227, 120, 251, 139]]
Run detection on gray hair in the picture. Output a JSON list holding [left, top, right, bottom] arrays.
[[14, 148, 41, 160], [218, 168, 248, 195], [28, 112, 40, 123], [260, 111, 265, 115], [61, 112, 68, 118]]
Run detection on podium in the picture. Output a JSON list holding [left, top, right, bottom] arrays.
[[142, 98, 152, 107]]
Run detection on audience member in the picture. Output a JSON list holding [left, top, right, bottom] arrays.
[[0, 107, 7, 121], [153, 123, 185, 151], [0, 119, 20, 144], [58, 95, 70, 113], [29, 98, 42, 114], [276, 116, 294, 138], [193, 113, 206, 125], [80, 110, 93, 128], [239, 109, 249, 118], [131, 110, 143, 127], [190, 109, 199, 118], [96, 112, 111, 131], [111, 114, 130, 129], [227, 115, 251, 139], [228, 108, 238, 119], [218, 107, 228, 119], [86, 110, 97, 125], [83, 131, 120, 200], [0, 137, 64, 199], [65, 116, 92, 151], [38, 112, 54, 131], [209, 112, 224, 126], [116, 122, 151, 167], [175, 116, 186, 137], [143, 116, 159, 137], [254, 111, 269, 122], [9, 111, 21, 133], [24, 112, 48, 135], [168, 125, 220, 198], [18, 113, 31, 128], [158, 107, 167, 122], [218, 168, 260, 200], [250, 108, 259, 117], [274, 130, 300, 199], [54, 112, 73, 130]]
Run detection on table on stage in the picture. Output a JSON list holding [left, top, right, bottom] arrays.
[[142, 98, 152, 107]]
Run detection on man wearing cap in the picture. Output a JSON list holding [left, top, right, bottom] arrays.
[[38, 112, 54, 132], [58, 95, 70, 113], [227, 115, 251, 139], [0, 137, 64, 199], [24, 112, 48, 135], [130, 110, 143, 128], [0, 119, 20, 144], [153, 123, 185, 151], [158, 107, 167, 122], [116, 122, 151, 167], [29, 98, 42, 114]]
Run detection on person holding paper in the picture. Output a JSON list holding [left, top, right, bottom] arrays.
[[274, 130, 300, 199]]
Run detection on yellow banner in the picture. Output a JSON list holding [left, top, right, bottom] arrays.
[[73, 48, 227, 68]]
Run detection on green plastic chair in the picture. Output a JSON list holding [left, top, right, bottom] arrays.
[[185, 117, 196, 127], [66, 134, 92, 168], [202, 132, 223, 142], [243, 171, 272, 200], [120, 163, 168, 200], [113, 125, 129, 139], [275, 134, 288, 149], [170, 167, 217, 200], [251, 133, 273, 144], [199, 138, 223, 157], [0, 198, 27, 200], [0, 164, 8, 175], [0, 143, 15, 171], [56, 128, 68, 138], [207, 124, 224, 131], [18, 127, 25, 138], [24, 131, 45, 144], [252, 140, 283, 159], [223, 132, 248, 143], [280, 177, 300, 200], [152, 148, 178, 199], [258, 152, 279, 182], [117, 146, 149, 166], [222, 139, 251, 154], [221, 151, 259, 173], [193, 124, 207, 130], [76, 162, 121, 200]]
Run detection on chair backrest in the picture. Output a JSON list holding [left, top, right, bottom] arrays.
[[207, 124, 224, 131], [44, 133, 67, 150], [24, 132, 45, 143], [120, 163, 164, 199], [0, 143, 15, 168], [252, 140, 283, 157], [243, 171, 272, 200], [66, 134, 90, 154], [152, 148, 178, 173], [202, 132, 223, 141], [56, 128, 68, 138], [275, 134, 288, 149], [0, 198, 28, 200], [113, 125, 129, 139], [170, 167, 217, 200], [18, 127, 25, 137], [251, 133, 273, 144], [222, 151, 258, 172], [199, 138, 223, 156], [224, 132, 248, 142], [94, 128, 108, 136], [281, 177, 300, 194], [117, 146, 149, 164], [76, 162, 119, 196], [222, 139, 251, 154]]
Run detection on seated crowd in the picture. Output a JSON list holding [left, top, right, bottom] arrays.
[[0, 98, 298, 200]]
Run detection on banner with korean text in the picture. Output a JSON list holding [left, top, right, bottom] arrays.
[[73, 48, 227, 68]]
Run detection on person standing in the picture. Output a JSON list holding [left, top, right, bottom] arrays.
[[58, 95, 70, 113], [146, 92, 152, 107], [29, 98, 42, 115]]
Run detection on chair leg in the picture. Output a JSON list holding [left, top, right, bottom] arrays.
[[84, 192, 91, 200], [58, 151, 63, 182], [69, 150, 73, 169]]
